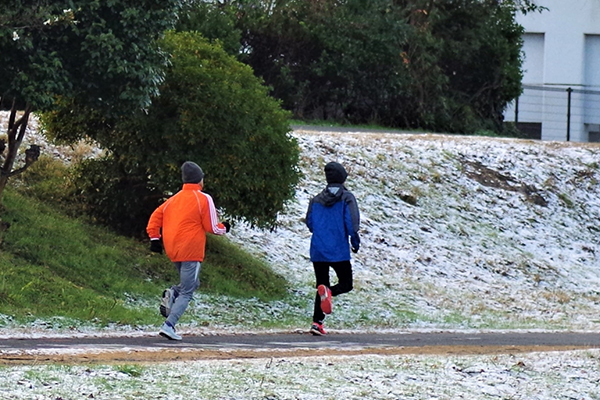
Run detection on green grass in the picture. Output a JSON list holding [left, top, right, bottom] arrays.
[[0, 188, 288, 326], [289, 118, 525, 138], [290, 119, 424, 133], [202, 235, 288, 300], [115, 364, 145, 377]]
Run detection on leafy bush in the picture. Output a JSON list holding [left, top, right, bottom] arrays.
[[43, 31, 300, 235], [72, 157, 161, 237], [186, 0, 528, 134], [13, 156, 82, 214], [176, 1, 242, 56], [0, 0, 181, 205]]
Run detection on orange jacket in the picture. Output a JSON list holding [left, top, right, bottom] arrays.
[[146, 183, 227, 262]]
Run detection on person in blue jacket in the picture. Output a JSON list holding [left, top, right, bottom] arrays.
[[305, 161, 361, 335]]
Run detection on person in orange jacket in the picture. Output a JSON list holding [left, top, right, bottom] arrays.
[[147, 161, 230, 340]]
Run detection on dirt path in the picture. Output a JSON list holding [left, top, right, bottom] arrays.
[[3, 344, 597, 365], [2, 331, 600, 365]]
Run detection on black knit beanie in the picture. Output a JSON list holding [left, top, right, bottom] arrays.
[[181, 161, 204, 183], [324, 161, 348, 184]]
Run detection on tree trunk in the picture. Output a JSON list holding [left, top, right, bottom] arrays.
[[0, 101, 32, 206]]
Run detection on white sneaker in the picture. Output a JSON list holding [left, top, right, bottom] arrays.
[[160, 288, 175, 318], [159, 323, 182, 341]]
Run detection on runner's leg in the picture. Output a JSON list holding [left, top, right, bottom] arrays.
[[312, 262, 330, 322], [330, 260, 353, 297], [166, 261, 201, 327]]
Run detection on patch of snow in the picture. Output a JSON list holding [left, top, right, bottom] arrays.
[[3, 117, 600, 398], [0, 111, 103, 164], [2, 117, 600, 334], [1, 350, 600, 399], [227, 129, 600, 332]]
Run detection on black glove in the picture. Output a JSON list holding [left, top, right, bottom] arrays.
[[222, 221, 231, 233], [351, 234, 360, 253], [150, 239, 163, 254]]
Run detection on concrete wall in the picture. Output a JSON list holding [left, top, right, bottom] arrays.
[[504, 0, 600, 142]]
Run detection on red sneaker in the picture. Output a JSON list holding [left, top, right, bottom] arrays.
[[310, 322, 327, 336], [317, 285, 332, 314]]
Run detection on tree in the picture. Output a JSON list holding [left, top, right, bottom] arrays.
[[43, 31, 301, 236], [426, 0, 525, 132], [185, 0, 543, 133], [0, 0, 181, 205], [176, 1, 242, 56]]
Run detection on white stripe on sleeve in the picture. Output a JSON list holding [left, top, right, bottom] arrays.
[[201, 192, 226, 235]]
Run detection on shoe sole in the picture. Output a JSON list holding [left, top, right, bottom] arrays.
[[159, 289, 172, 318], [310, 328, 324, 336], [159, 330, 182, 341], [317, 285, 332, 314]]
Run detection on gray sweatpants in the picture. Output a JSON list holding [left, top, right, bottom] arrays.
[[166, 261, 201, 327]]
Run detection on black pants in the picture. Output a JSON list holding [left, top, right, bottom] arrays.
[[312, 260, 353, 323]]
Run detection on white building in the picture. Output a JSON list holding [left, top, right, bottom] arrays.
[[504, 0, 600, 142]]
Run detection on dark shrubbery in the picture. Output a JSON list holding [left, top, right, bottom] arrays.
[[183, 0, 530, 134], [70, 158, 161, 237], [44, 31, 300, 236]]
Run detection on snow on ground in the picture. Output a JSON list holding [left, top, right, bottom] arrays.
[[3, 115, 600, 398], [227, 128, 600, 332], [4, 113, 600, 334], [0, 111, 103, 164], [1, 350, 600, 399]]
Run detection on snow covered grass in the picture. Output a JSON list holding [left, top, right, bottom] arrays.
[[4, 115, 600, 334], [2, 123, 600, 334], [2, 350, 600, 399], [224, 129, 600, 333], [9, 127, 596, 335], [3, 119, 600, 398]]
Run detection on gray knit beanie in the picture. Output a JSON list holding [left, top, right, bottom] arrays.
[[181, 161, 204, 183], [324, 162, 348, 184]]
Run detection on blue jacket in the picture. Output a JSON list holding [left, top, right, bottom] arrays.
[[305, 183, 360, 262]]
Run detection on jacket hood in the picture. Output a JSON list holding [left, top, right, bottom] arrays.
[[313, 183, 345, 207]]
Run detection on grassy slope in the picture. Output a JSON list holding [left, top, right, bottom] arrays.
[[0, 188, 287, 327], [5, 125, 599, 333]]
